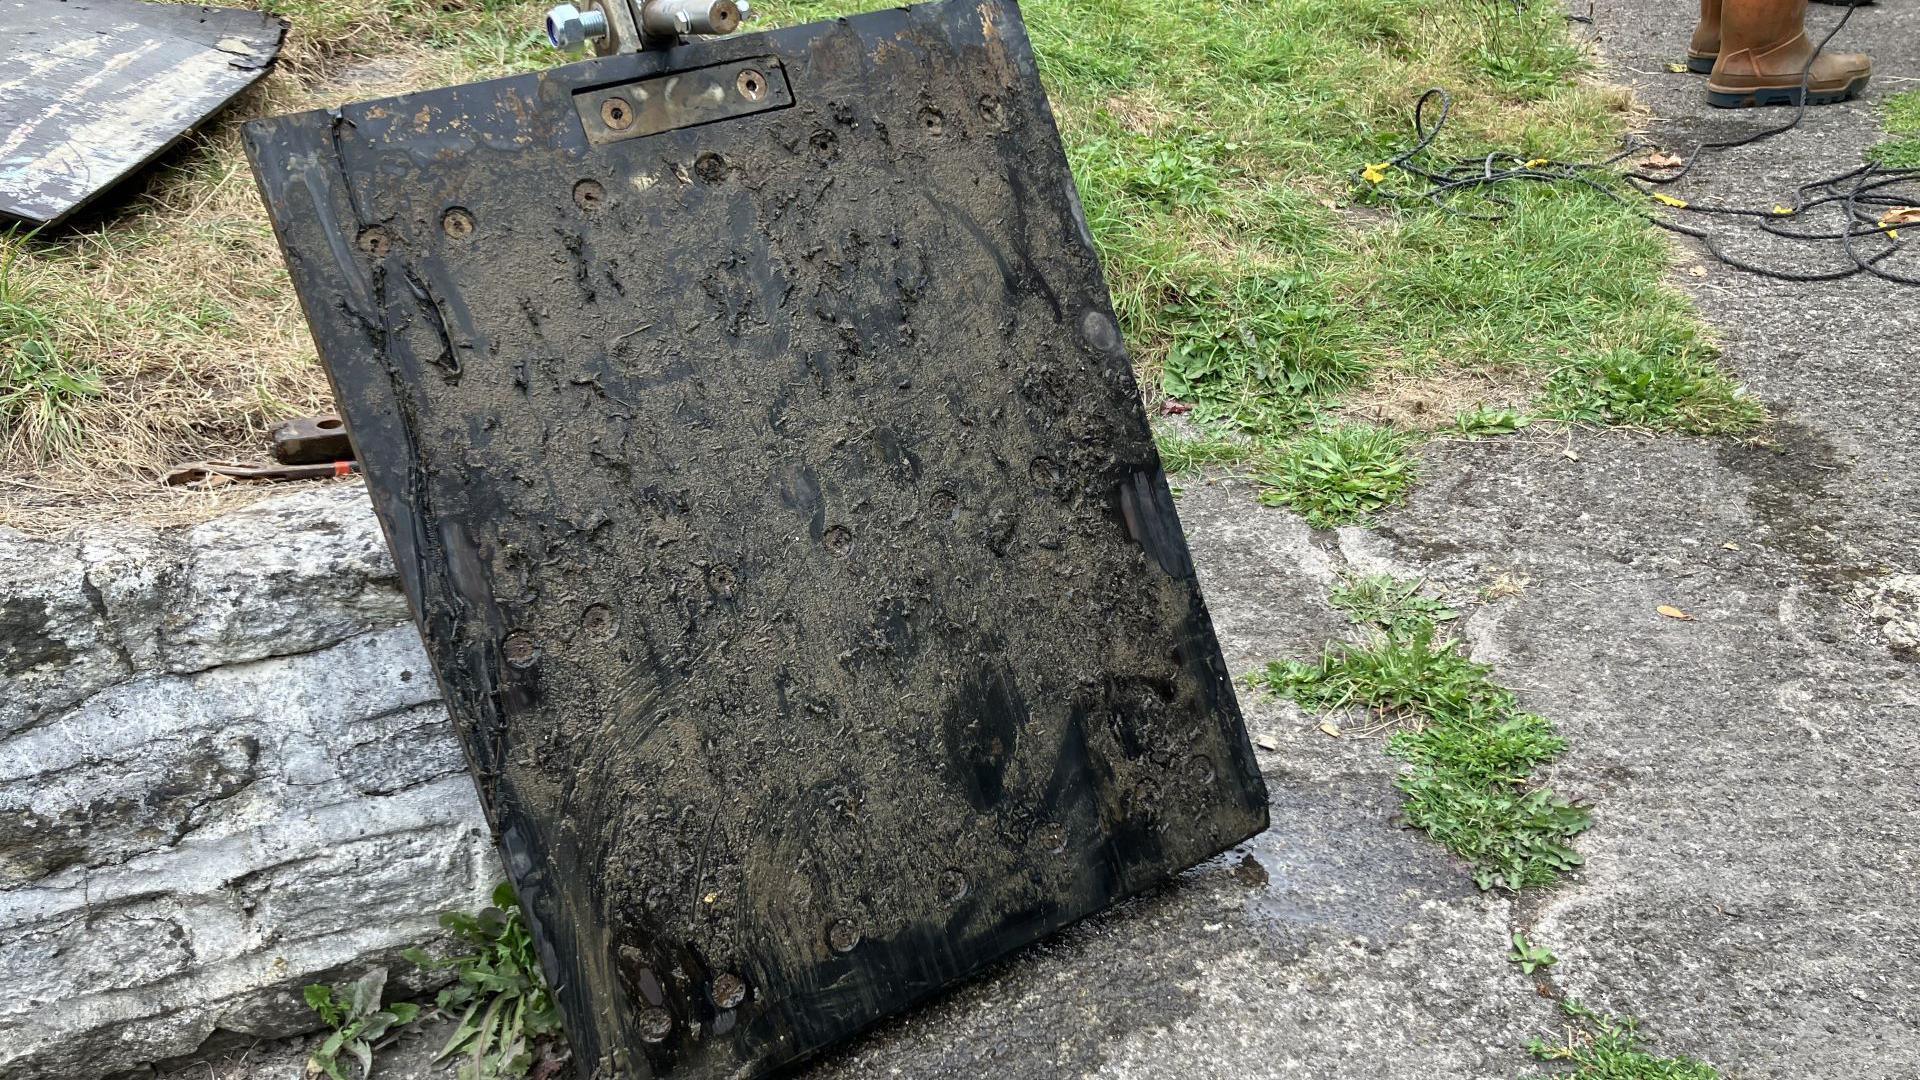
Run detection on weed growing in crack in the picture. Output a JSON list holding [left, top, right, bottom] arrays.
[[1527, 1000, 1723, 1079], [302, 886, 564, 1080], [1255, 424, 1415, 527], [304, 968, 420, 1080], [404, 882, 565, 1080], [1508, 932, 1557, 975], [1329, 573, 1458, 637], [1262, 573, 1590, 890]]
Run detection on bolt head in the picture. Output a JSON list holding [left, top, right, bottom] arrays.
[[546, 3, 607, 50], [546, 3, 585, 49]]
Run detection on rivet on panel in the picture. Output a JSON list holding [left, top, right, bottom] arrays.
[[441, 207, 475, 239]]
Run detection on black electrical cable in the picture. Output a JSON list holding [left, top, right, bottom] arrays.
[[1360, 1, 1917, 285]]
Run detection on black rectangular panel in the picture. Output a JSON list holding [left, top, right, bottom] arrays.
[[244, 3, 1268, 1076], [0, 0, 284, 226]]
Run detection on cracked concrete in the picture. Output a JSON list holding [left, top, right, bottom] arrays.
[[129, 1, 1920, 1077]]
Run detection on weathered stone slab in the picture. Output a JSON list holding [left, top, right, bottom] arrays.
[[0, 487, 497, 1080]]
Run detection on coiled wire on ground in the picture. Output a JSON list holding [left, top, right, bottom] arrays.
[[1361, 3, 1917, 285]]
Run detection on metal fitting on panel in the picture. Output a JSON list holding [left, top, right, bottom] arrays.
[[639, 0, 741, 40], [545, 3, 610, 50]]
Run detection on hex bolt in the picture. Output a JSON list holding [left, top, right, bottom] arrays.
[[545, 3, 610, 50]]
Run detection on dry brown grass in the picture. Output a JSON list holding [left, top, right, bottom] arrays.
[[1332, 367, 1535, 432], [0, 1, 544, 533]]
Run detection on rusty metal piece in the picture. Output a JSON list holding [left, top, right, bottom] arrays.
[[163, 460, 358, 486], [271, 414, 354, 466], [574, 57, 790, 146], [441, 207, 476, 238], [572, 178, 607, 210], [243, 3, 1268, 1076]]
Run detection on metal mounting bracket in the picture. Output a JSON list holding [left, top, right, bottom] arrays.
[[546, 0, 748, 56]]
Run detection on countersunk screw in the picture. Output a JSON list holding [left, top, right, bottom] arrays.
[[601, 96, 636, 131], [441, 207, 475, 239], [545, 3, 609, 50]]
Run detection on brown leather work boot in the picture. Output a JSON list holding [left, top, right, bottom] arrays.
[[1708, 0, 1872, 107], [1689, 0, 1723, 74]]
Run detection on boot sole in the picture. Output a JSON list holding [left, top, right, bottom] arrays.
[[1687, 53, 1716, 75], [1706, 74, 1870, 108]]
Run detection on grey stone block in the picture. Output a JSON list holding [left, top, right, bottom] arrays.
[[0, 487, 497, 1080]]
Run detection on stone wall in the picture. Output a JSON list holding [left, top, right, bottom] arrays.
[[0, 486, 499, 1080]]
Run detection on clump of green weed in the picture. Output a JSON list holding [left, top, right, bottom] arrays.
[[1543, 348, 1763, 434], [1329, 573, 1458, 636], [1256, 424, 1415, 527], [1264, 575, 1590, 890], [1075, 130, 1231, 212], [1509, 932, 1557, 975], [304, 968, 421, 1080], [1528, 1000, 1723, 1079], [1449, 406, 1531, 439], [404, 883, 564, 1080]]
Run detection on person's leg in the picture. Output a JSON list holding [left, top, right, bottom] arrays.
[[1690, 0, 1724, 74], [1708, 0, 1871, 107]]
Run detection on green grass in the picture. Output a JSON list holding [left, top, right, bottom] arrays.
[[1263, 574, 1590, 891], [250, 0, 550, 76], [1544, 347, 1765, 434], [1157, 431, 1258, 473], [764, 0, 1754, 528], [1529, 1001, 1723, 1079], [1868, 89, 1920, 169], [1256, 423, 1416, 527], [0, 242, 100, 457]]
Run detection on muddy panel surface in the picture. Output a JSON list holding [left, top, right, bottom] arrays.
[[244, 2, 1268, 1076]]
